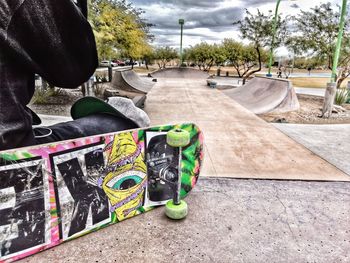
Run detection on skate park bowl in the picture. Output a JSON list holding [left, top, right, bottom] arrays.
[[101, 69, 155, 108], [150, 67, 209, 79], [112, 69, 155, 94], [222, 76, 300, 114]]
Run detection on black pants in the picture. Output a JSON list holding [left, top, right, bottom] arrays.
[[34, 113, 138, 145]]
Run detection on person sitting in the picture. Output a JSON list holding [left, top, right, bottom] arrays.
[[0, 0, 149, 151], [34, 96, 150, 145]]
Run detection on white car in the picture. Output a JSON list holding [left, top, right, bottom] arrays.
[[100, 60, 117, 67]]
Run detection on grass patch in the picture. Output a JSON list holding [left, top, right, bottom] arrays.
[[290, 78, 328, 88], [290, 78, 348, 89], [335, 88, 350, 105], [32, 88, 62, 104]]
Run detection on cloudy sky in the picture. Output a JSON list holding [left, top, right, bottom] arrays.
[[129, 0, 340, 51]]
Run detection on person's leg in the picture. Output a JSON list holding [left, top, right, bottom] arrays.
[[34, 113, 138, 145]]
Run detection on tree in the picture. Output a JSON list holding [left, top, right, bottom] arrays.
[[153, 46, 178, 69], [287, 2, 350, 117], [185, 43, 225, 71], [89, 0, 153, 63], [287, 3, 350, 82], [233, 9, 288, 81], [293, 56, 326, 69], [141, 46, 155, 70], [222, 39, 268, 82]]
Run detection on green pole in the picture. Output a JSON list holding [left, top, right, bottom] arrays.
[[331, 0, 347, 83], [267, 0, 282, 77], [179, 19, 185, 66]]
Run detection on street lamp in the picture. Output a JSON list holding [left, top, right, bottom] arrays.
[[321, 0, 347, 117], [330, 0, 347, 82], [179, 19, 185, 66], [267, 0, 296, 77]]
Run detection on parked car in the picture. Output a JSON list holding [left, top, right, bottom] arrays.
[[100, 60, 117, 67], [112, 60, 126, 66]]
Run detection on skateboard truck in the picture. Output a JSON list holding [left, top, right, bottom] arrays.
[[164, 129, 190, 220]]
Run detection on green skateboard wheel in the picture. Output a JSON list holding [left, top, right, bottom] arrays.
[[166, 129, 190, 147], [165, 200, 188, 220]]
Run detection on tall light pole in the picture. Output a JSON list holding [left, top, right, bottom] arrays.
[[267, 0, 296, 77], [322, 0, 348, 117], [330, 0, 347, 82], [179, 19, 185, 66], [267, 0, 282, 77]]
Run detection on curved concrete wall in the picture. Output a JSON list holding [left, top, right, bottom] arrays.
[[222, 77, 300, 114], [112, 69, 155, 94]]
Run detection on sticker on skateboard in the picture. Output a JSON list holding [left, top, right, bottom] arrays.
[[0, 123, 203, 262]]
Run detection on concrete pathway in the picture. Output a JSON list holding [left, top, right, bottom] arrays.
[[274, 123, 350, 176], [294, 87, 325, 97], [23, 178, 350, 263], [260, 72, 331, 78], [145, 78, 349, 181]]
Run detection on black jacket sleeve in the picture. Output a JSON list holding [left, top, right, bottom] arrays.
[[6, 0, 98, 88]]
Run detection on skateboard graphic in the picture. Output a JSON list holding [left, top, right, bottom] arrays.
[[0, 123, 203, 262]]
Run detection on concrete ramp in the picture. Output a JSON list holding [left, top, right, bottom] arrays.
[[151, 67, 209, 79], [112, 69, 155, 94], [222, 77, 300, 114]]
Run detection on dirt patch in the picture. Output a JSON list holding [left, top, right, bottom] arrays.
[[29, 89, 83, 116], [259, 94, 350, 124]]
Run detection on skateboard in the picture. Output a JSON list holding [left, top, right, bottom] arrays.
[[0, 123, 203, 262]]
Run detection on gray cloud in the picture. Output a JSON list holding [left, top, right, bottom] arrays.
[[290, 3, 300, 8], [132, 0, 223, 8], [128, 0, 335, 47], [245, 0, 278, 6], [132, 1, 244, 46], [147, 6, 242, 47], [149, 6, 242, 30]]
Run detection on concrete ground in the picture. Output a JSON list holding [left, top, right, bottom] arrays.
[[274, 123, 350, 176], [20, 77, 350, 262], [145, 78, 349, 181], [294, 87, 325, 97], [23, 178, 350, 263]]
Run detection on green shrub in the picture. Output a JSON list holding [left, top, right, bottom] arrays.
[[32, 88, 62, 104], [335, 88, 350, 106], [95, 71, 109, 83], [93, 83, 106, 98]]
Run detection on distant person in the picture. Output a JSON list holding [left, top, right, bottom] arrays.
[[307, 67, 312, 76], [277, 68, 282, 78], [0, 0, 148, 151]]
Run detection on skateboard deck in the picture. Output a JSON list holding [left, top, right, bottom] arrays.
[[0, 123, 203, 262]]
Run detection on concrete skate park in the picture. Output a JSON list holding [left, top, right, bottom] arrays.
[[24, 68, 350, 263]]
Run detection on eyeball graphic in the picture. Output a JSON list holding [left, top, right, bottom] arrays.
[[102, 133, 146, 221]]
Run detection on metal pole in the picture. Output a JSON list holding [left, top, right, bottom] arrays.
[[174, 146, 182, 205], [179, 19, 185, 66], [331, 0, 347, 83], [267, 0, 282, 77]]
